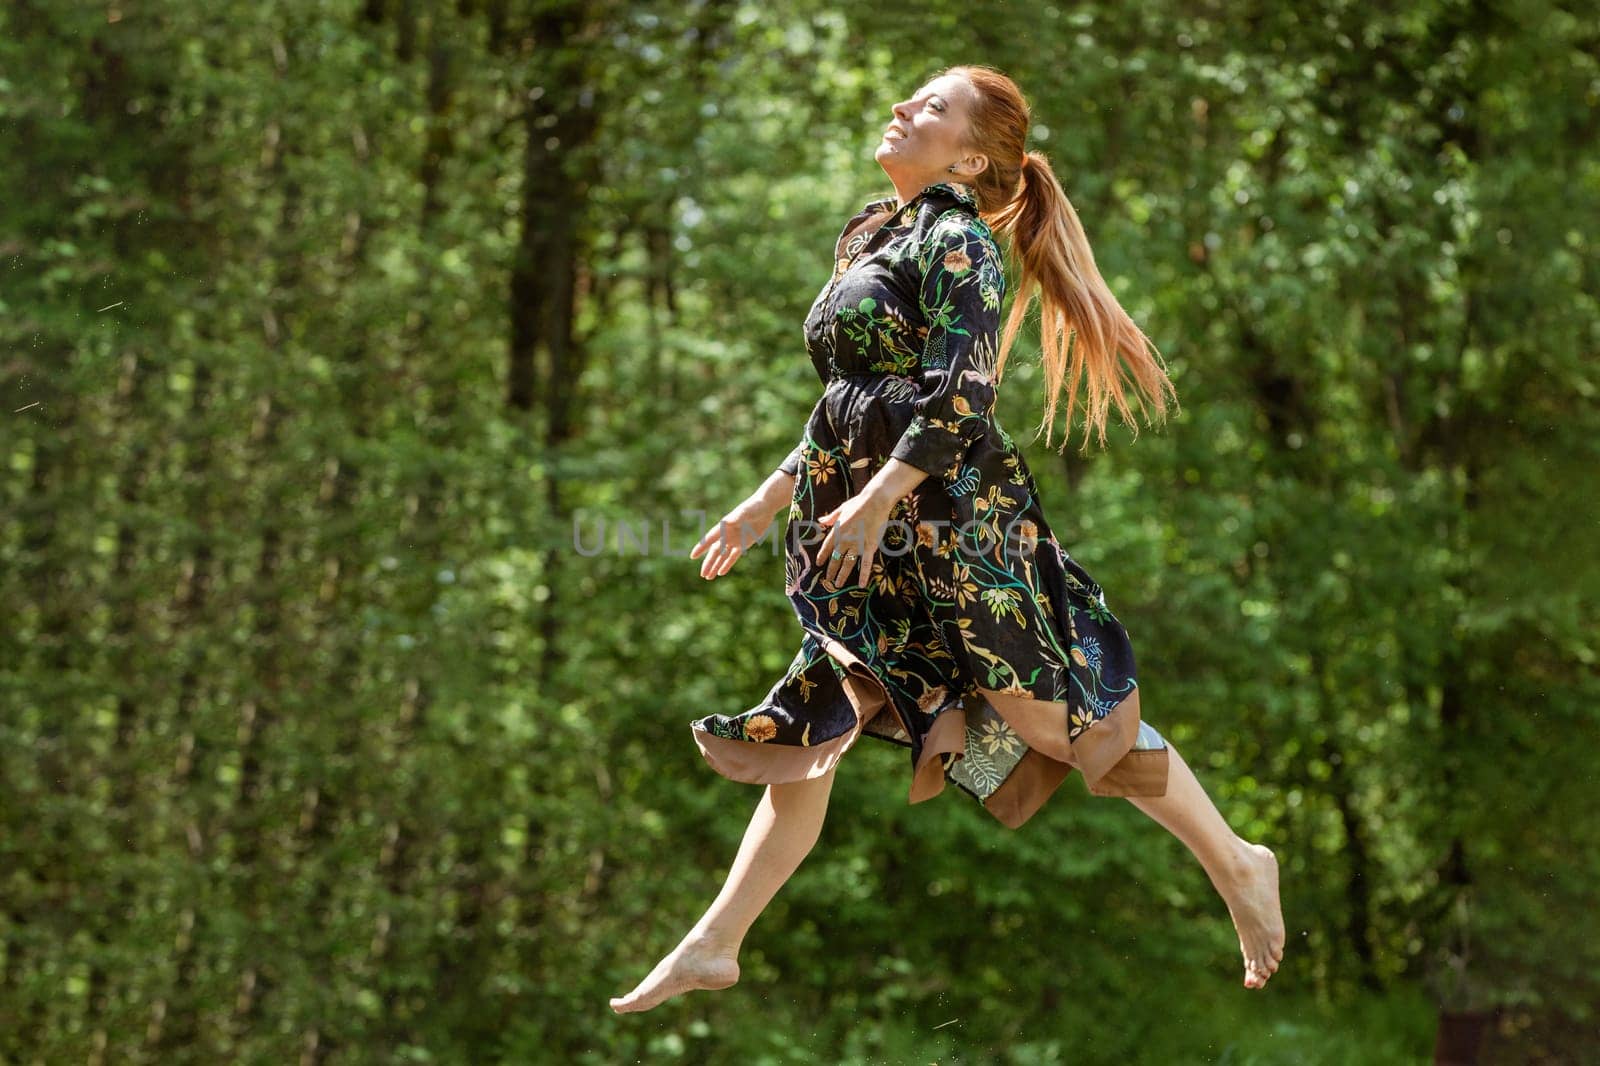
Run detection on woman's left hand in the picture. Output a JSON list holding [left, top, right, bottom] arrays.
[[815, 490, 895, 589]]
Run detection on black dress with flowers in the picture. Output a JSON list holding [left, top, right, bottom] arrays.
[[690, 181, 1169, 828]]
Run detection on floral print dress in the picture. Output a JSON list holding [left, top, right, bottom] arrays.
[[690, 181, 1169, 828]]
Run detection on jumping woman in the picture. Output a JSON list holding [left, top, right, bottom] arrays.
[[611, 63, 1285, 1014]]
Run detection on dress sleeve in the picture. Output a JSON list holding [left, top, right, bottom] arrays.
[[887, 212, 1005, 479], [777, 438, 805, 477]]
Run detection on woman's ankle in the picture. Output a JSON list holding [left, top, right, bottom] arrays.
[[1214, 837, 1271, 887], [683, 926, 743, 960]]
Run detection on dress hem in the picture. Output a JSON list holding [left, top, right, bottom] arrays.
[[977, 686, 1169, 800], [690, 635, 1169, 828], [689, 635, 891, 787]]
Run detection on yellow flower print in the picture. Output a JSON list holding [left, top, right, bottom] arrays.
[[806, 451, 838, 485], [952, 395, 973, 416], [1071, 645, 1089, 667], [745, 714, 778, 742], [1069, 706, 1094, 735], [916, 522, 938, 548], [978, 717, 1022, 757], [977, 485, 1013, 514], [950, 561, 980, 608], [943, 247, 972, 273], [916, 685, 950, 714]]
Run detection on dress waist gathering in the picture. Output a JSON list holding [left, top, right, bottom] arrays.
[[826, 368, 904, 383], [816, 369, 920, 448]]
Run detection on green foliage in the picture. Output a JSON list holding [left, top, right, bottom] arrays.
[[1, 0, 1595, 1063]]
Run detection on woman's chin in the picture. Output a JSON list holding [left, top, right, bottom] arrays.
[[876, 154, 913, 180]]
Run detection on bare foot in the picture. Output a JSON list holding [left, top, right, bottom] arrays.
[[1221, 842, 1285, 990], [609, 937, 740, 1014]]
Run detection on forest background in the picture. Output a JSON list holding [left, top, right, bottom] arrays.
[[2, 0, 1597, 1063]]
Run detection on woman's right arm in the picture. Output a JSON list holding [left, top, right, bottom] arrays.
[[758, 439, 805, 515], [688, 462, 797, 580], [751, 465, 798, 519]]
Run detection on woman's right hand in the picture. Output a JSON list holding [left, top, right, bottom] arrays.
[[689, 491, 787, 580]]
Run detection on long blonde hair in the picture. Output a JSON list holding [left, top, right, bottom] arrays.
[[945, 64, 1178, 452]]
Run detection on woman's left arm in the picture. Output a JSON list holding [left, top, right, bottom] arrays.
[[885, 211, 1005, 481], [815, 457, 929, 589], [816, 214, 1004, 588]]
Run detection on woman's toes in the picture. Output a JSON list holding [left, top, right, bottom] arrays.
[[1242, 957, 1276, 989]]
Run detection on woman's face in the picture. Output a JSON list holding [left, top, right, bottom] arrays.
[[875, 73, 984, 189]]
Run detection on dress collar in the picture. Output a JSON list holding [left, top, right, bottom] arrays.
[[831, 181, 979, 266], [861, 180, 978, 215]]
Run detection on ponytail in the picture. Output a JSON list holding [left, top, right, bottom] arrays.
[[981, 150, 1178, 453]]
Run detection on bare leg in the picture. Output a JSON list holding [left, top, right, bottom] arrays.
[[1128, 744, 1286, 989], [609, 765, 838, 1013], [979, 697, 1285, 989]]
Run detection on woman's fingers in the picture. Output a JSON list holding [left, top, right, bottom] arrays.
[[700, 530, 732, 579], [842, 539, 869, 588], [854, 547, 874, 589], [821, 527, 864, 586], [697, 516, 774, 580], [694, 518, 740, 579], [821, 531, 846, 585], [694, 518, 733, 557], [814, 505, 883, 588]]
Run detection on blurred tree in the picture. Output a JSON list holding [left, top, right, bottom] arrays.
[[0, 0, 1593, 1063]]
